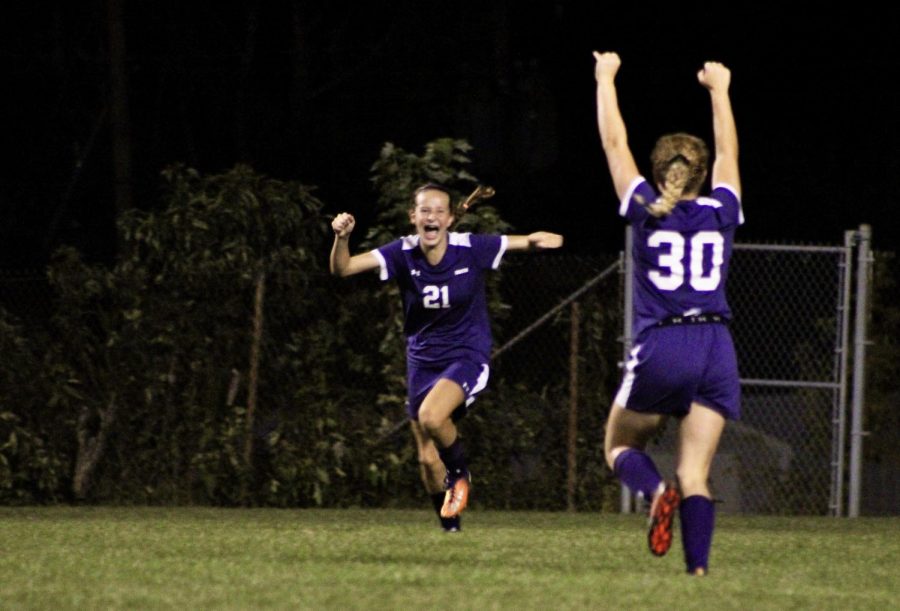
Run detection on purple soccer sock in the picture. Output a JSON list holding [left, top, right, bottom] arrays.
[[437, 437, 467, 478], [680, 495, 715, 573], [612, 448, 663, 500]]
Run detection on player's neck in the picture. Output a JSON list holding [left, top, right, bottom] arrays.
[[420, 240, 448, 266]]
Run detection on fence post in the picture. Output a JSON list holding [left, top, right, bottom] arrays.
[[849, 224, 871, 517], [567, 301, 580, 512], [830, 230, 855, 516], [620, 227, 634, 513]]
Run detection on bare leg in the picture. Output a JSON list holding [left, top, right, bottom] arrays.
[[417, 379, 466, 448], [411, 420, 460, 530], [410, 420, 444, 494], [417, 379, 470, 518], [676, 402, 725, 497], [604, 403, 665, 469], [606, 403, 680, 556], [676, 402, 726, 575]]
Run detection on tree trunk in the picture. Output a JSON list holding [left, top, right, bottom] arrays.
[[72, 394, 117, 499], [243, 270, 266, 470]]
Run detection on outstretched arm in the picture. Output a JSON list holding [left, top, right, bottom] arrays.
[[329, 212, 379, 277], [698, 62, 740, 197], [594, 51, 640, 201], [506, 232, 564, 252]]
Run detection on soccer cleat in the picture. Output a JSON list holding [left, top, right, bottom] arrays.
[[440, 514, 461, 533], [440, 470, 470, 519], [647, 483, 680, 557]]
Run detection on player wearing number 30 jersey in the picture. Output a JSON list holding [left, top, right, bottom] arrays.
[[595, 50, 741, 576]]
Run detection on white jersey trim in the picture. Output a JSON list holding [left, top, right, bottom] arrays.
[[449, 232, 472, 247], [620, 176, 647, 217], [370, 248, 389, 281], [696, 197, 723, 209], [713, 182, 745, 225], [492, 236, 509, 270], [401, 235, 419, 250]]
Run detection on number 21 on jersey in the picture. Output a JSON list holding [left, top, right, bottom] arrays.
[[422, 285, 450, 309], [647, 230, 724, 291]]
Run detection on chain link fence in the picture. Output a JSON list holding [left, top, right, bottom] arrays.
[[0, 237, 872, 514], [628, 240, 854, 515]]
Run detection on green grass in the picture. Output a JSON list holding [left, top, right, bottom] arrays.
[[0, 508, 897, 609]]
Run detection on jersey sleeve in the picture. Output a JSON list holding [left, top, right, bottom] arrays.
[[371, 238, 405, 281], [619, 177, 657, 224], [467, 233, 507, 270], [710, 183, 744, 228]]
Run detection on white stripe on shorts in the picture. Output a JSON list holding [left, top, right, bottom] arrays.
[[614, 344, 642, 407], [465, 364, 490, 406]]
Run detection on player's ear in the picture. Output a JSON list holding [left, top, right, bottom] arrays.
[[408, 208, 416, 224]]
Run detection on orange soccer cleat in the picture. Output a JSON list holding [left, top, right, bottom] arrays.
[[440, 471, 471, 519], [647, 483, 680, 557]]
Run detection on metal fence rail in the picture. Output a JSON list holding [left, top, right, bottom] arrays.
[[620, 228, 871, 515]]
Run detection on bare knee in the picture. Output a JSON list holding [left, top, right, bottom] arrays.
[[605, 445, 630, 472], [603, 403, 662, 471], [417, 406, 444, 434]]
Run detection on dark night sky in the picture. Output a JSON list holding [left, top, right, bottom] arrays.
[[3, 2, 898, 266]]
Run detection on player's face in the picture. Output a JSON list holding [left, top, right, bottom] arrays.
[[410, 190, 454, 248]]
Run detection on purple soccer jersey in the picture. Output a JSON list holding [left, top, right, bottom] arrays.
[[372, 232, 508, 366], [615, 176, 744, 419], [621, 177, 744, 338]]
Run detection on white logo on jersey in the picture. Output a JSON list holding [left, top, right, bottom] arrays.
[[410, 269, 421, 277], [454, 267, 469, 276]]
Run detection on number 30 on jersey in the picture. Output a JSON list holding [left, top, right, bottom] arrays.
[[647, 230, 724, 292]]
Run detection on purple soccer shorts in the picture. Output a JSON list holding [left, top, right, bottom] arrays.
[[406, 359, 490, 421], [614, 323, 740, 420]]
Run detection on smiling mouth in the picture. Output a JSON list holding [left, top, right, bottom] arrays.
[[423, 224, 439, 238]]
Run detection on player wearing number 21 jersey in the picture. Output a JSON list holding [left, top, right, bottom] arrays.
[[373, 232, 503, 371], [330, 184, 562, 533]]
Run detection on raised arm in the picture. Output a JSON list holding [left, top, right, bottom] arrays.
[[329, 212, 379, 277], [506, 232, 564, 252], [698, 62, 740, 197], [594, 51, 640, 201]]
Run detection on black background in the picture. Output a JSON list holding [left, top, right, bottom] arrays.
[[4, 2, 897, 265]]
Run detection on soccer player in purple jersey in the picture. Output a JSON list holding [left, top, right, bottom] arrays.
[[330, 184, 562, 531], [594, 51, 742, 575]]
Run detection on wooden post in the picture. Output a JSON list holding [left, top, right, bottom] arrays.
[[244, 269, 266, 472], [567, 301, 580, 512]]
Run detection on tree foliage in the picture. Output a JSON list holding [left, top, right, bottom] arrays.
[[0, 142, 620, 509]]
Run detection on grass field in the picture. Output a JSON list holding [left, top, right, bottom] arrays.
[[1, 507, 897, 609]]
